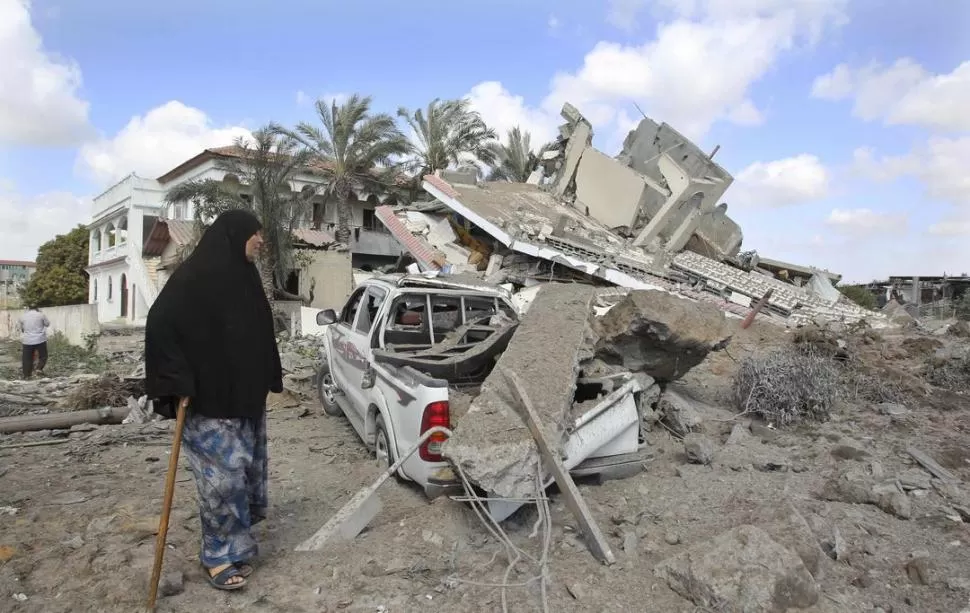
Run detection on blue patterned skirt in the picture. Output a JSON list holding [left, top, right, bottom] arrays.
[[181, 412, 268, 568]]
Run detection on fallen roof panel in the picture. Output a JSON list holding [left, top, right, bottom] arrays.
[[375, 205, 447, 270]]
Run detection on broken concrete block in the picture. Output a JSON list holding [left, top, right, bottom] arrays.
[[444, 283, 596, 499], [591, 290, 730, 382], [657, 390, 702, 436], [683, 433, 714, 465], [754, 503, 827, 578], [654, 525, 819, 612]]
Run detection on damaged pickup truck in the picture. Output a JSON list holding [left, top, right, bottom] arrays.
[[314, 275, 519, 497], [314, 275, 648, 517]]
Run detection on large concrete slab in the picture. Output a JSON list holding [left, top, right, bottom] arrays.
[[444, 283, 596, 499], [592, 289, 730, 382]]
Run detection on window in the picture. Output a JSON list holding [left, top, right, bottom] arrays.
[[465, 296, 514, 322], [172, 203, 186, 220], [355, 287, 387, 334], [340, 287, 367, 326], [93, 279, 98, 301], [107, 276, 113, 300], [362, 208, 378, 231], [429, 296, 462, 336]]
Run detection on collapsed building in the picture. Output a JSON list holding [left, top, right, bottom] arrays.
[[375, 103, 882, 328]]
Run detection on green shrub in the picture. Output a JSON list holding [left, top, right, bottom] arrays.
[[838, 285, 877, 311]]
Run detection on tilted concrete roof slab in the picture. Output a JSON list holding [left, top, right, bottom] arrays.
[[421, 175, 667, 292]]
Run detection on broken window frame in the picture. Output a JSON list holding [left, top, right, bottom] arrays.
[[379, 291, 515, 350], [340, 286, 367, 328], [355, 286, 388, 335]]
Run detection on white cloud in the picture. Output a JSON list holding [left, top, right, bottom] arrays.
[[548, 15, 560, 31], [825, 208, 907, 235], [812, 59, 970, 132], [0, 0, 91, 146], [851, 137, 970, 207], [0, 181, 91, 260], [732, 154, 830, 207], [606, 0, 645, 31], [465, 81, 561, 145], [297, 91, 349, 108], [469, 0, 848, 150], [76, 101, 252, 184], [929, 216, 970, 237]]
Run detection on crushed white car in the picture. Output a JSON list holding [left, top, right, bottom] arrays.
[[314, 275, 518, 497]]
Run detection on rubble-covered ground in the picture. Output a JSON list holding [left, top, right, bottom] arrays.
[[3, 321, 970, 613]]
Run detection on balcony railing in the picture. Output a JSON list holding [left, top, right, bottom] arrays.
[[89, 244, 126, 265]]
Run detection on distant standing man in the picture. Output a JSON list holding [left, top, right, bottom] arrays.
[[18, 305, 50, 379]]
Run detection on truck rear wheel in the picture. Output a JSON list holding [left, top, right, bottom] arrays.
[[375, 415, 395, 471], [317, 363, 343, 417]]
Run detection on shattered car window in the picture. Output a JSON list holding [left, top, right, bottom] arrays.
[[464, 296, 515, 324], [430, 296, 462, 335], [341, 287, 367, 326], [356, 287, 387, 334]]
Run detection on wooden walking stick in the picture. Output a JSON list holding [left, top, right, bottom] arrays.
[[146, 397, 189, 612]]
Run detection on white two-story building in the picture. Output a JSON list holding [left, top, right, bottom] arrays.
[[86, 146, 406, 325]]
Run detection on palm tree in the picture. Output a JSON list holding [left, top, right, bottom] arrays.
[[397, 98, 498, 193], [488, 126, 555, 183], [164, 126, 316, 302], [288, 94, 409, 243]]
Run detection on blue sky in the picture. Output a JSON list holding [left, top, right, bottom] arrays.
[[1, 0, 967, 282]]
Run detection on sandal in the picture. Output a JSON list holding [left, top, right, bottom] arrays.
[[235, 563, 254, 578], [205, 565, 248, 591]]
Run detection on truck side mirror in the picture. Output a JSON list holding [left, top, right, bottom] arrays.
[[316, 309, 337, 325]]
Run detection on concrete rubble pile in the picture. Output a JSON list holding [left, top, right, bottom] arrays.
[[374, 102, 886, 330], [444, 284, 731, 504], [0, 375, 103, 417], [278, 335, 325, 398]]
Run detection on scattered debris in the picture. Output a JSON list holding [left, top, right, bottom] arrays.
[[444, 283, 596, 500], [654, 525, 819, 611], [65, 374, 144, 412]]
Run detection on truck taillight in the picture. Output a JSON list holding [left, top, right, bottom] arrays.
[[419, 401, 450, 462]]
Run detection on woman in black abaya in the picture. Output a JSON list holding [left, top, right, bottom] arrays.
[[145, 209, 282, 590]]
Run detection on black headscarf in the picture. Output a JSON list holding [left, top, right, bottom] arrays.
[[145, 209, 282, 419]]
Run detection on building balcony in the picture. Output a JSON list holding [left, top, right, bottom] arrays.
[[91, 174, 165, 220], [89, 244, 128, 266]]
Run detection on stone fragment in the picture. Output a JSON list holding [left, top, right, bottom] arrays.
[[566, 583, 585, 600], [444, 284, 596, 499], [725, 422, 751, 446], [756, 503, 827, 578], [159, 571, 185, 597], [683, 434, 714, 465], [658, 390, 702, 436], [654, 525, 819, 612], [946, 577, 970, 591], [591, 290, 730, 382], [876, 403, 910, 418], [819, 474, 912, 520], [905, 551, 932, 586], [897, 468, 932, 491]]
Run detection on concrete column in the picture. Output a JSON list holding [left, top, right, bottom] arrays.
[[553, 121, 592, 198], [635, 193, 684, 248], [665, 192, 710, 252], [633, 154, 691, 248]]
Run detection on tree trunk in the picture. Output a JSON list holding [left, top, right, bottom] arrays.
[[334, 181, 352, 244], [257, 255, 275, 307]]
